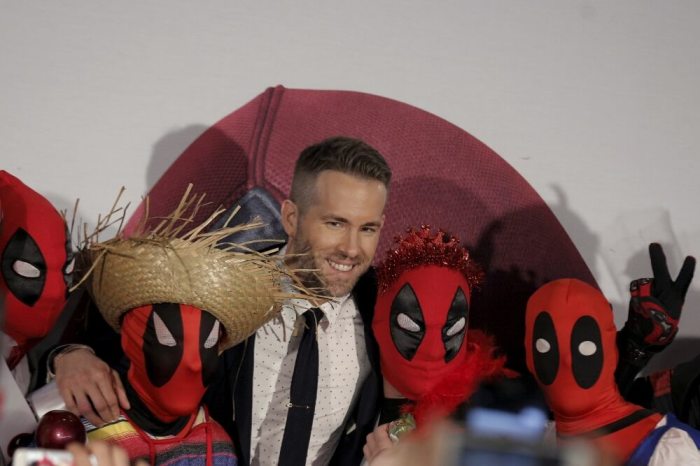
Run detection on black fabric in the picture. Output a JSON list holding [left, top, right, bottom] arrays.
[[278, 308, 325, 466], [198, 311, 220, 387], [570, 316, 603, 389], [532, 311, 559, 386], [378, 397, 412, 425], [558, 408, 656, 439], [1, 227, 46, 306], [122, 376, 193, 436], [672, 352, 700, 428], [144, 303, 184, 387], [443, 287, 468, 362], [623, 351, 700, 429], [390, 284, 425, 361], [203, 336, 252, 465]]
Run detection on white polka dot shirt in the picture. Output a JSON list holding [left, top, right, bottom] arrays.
[[248, 294, 370, 466]]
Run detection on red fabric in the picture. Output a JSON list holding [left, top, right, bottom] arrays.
[[374, 265, 473, 400], [0, 170, 71, 349], [409, 330, 511, 426], [125, 86, 596, 372], [650, 370, 673, 398], [122, 305, 212, 422], [525, 279, 661, 462]]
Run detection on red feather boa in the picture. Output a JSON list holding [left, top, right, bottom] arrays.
[[406, 330, 516, 426]]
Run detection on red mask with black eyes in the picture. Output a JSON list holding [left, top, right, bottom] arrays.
[[525, 279, 619, 418], [374, 265, 471, 400], [0, 171, 74, 351], [525, 279, 662, 461], [373, 226, 482, 400], [121, 303, 221, 422]]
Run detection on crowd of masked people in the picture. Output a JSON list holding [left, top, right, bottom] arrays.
[[2, 136, 700, 466]]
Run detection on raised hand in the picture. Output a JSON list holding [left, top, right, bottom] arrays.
[[617, 243, 696, 394], [627, 243, 695, 349]]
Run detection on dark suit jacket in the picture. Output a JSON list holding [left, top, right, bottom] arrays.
[[204, 268, 382, 466]]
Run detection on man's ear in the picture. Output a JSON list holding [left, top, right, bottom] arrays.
[[280, 199, 298, 238]]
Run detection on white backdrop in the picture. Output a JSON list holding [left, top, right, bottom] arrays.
[[2, 2, 699, 360]]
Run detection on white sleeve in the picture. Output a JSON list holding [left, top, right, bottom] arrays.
[[648, 427, 700, 466]]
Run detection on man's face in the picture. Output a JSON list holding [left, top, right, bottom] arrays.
[[282, 170, 387, 297]]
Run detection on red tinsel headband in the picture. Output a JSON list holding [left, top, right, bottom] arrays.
[[376, 225, 484, 293]]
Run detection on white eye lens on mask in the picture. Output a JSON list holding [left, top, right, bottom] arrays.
[[204, 321, 220, 349], [446, 317, 466, 337], [578, 341, 597, 356], [535, 338, 551, 353], [13, 260, 41, 278], [397, 312, 421, 332], [154, 312, 177, 347]]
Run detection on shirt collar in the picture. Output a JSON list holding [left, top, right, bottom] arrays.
[[287, 293, 351, 327]]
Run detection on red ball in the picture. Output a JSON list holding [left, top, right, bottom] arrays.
[[35, 410, 86, 449]]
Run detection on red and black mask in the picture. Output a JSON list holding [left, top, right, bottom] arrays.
[[0, 171, 73, 349], [373, 226, 482, 400], [524, 279, 619, 419], [121, 303, 221, 422], [374, 265, 471, 399]]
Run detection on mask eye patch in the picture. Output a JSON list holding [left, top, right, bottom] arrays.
[[204, 320, 220, 349], [1, 228, 46, 306], [199, 311, 220, 386], [144, 303, 184, 387], [571, 315, 603, 389], [153, 312, 177, 347], [390, 284, 425, 361], [442, 287, 469, 362], [532, 311, 559, 386]]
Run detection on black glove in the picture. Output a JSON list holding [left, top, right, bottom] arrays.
[[617, 243, 695, 394], [626, 243, 695, 351]]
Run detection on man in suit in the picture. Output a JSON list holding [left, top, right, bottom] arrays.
[[53, 136, 392, 466]]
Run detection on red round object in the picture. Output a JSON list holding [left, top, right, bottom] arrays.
[[34, 410, 86, 449]]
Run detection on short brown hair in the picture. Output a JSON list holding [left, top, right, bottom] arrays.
[[290, 136, 391, 212]]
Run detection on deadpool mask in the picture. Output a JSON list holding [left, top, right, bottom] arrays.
[[121, 303, 221, 422], [525, 279, 619, 418], [373, 265, 471, 400], [0, 171, 73, 349]]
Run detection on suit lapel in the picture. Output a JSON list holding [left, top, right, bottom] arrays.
[[230, 334, 256, 466]]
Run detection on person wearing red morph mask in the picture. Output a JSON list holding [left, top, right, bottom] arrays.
[[367, 226, 508, 457], [79, 190, 306, 466], [0, 171, 74, 394], [525, 278, 700, 465], [0, 171, 75, 464]]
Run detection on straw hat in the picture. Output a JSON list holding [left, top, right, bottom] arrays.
[[80, 186, 308, 351]]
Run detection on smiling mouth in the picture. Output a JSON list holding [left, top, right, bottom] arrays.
[[327, 259, 355, 272]]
